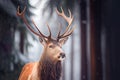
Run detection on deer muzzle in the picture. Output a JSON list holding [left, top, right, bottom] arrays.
[[58, 52, 66, 59]]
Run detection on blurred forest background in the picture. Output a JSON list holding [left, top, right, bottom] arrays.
[[0, 0, 120, 80]]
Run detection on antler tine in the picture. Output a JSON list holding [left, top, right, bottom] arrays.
[[68, 9, 72, 18], [17, 6, 26, 17], [57, 23, 62, 40], [32, 19, 48, 38], [56, 7, 73, 25], [56, 7, 74, 40], [60, 26, 76, 38], [17, 6, 41, 36], [46, 23, 52, 38]]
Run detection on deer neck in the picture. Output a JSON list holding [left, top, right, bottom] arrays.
[[38, 52, 62, 80]]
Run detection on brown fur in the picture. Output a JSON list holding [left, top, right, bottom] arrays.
[[38, 58, 62, 80], [18, 54, 62, 80], [18, 62, 36, 80]]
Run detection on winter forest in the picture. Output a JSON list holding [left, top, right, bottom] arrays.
[[0, 0, 120, 80]]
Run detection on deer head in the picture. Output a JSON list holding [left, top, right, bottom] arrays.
[[17, 6, 75, 64]]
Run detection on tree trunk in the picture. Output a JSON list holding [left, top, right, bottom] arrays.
[[0, 7, 21, 80], [70, 34, 74, 80], [108, 0, 120, 80], [79, 0, 88, 80], [89, 0, 96, 80], [20, 30, 25, 54], [93, 0, 103, 80]]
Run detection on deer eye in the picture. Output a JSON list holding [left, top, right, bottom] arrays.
[[49, 45, 55, 48]]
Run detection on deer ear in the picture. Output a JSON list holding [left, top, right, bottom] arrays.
[[59, 37, 68, 46], [39, 37, 47, 46]]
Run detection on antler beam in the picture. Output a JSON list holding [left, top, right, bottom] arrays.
[[17, 6, 52, 39], [17, 6, 75, 41]]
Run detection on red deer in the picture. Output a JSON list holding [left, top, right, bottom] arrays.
[[17, 6, 75, 80]]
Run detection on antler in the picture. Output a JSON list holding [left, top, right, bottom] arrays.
[[17, 6, 75, 42], [16, 6, 52, 39], [56, 7, 75, 40]]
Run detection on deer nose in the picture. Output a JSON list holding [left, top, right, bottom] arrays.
[[60, 53, 66, 58]]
